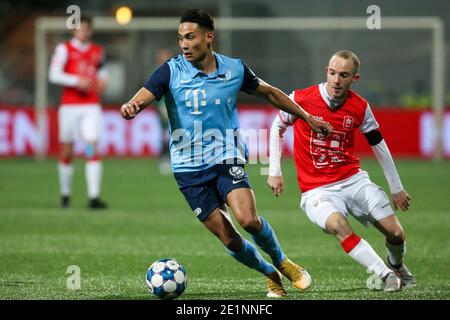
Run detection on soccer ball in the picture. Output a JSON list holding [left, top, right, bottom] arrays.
[[145, 258, 187, 299]]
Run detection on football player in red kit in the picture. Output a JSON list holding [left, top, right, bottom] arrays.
[[49, 16, 108, 209], [267, 50, 415, 291]]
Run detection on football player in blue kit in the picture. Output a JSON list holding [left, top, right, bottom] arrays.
[[121, 9, 333, 297]]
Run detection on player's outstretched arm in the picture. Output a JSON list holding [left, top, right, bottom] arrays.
[[368, 132, 411, 211], [253, 79, 333, 136], [362, 106, 411, 211], [121, 87, 156, 120]]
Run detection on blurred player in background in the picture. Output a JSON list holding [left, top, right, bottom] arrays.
[[120, 9, 333, 297], [268, 50, 416, 291], [49, 16, 108, 209], [153, 48, 174, 175]]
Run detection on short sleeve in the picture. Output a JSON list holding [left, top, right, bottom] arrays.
[[359, 104, 380, 134], [240, 61, 260, 94], [144, 63, 170, 101]]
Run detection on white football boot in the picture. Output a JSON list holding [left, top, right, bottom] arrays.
[[382, 272, 402, 292], [367, 271, 402, 292], [387, 258, 416, 288]]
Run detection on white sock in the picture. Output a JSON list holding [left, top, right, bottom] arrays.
[[85, 160, 102, 199], [58, 162, 73, 196], [347, 239, 392, 279], [386, 241, 405, 267]]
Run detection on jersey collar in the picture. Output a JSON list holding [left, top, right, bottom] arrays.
[[319, 82, 346, 110], [184, 52, 226, 79], [70, 38, 91, 52]]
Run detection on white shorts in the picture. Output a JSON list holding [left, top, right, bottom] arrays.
[[58, 104, 102, 143], [300, 171, 394, 231]]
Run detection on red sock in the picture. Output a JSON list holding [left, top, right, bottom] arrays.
[[59, 157, 72, 165], [341, 233, 362, 253], [86, 155, 100, 162]]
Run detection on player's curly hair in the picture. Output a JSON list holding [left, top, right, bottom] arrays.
[[180, 9, 214, 31]]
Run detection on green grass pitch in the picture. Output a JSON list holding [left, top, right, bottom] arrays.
[[0, 158, 449, 300]]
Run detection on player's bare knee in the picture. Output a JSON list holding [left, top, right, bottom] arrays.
[[387, 227, 405, 244], [238, 215, 261, 234], [325, 213, 352, 238]]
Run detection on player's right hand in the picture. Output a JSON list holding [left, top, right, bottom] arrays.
[[308, 116, 333, 137], [120, 101, 145, 120], [267, 175, 285, 197]]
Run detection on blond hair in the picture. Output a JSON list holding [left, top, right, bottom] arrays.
[[332, 50, 360, 74]]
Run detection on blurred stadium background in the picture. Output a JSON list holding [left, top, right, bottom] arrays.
[[1, 0, 450, 159], [0, 0, 449, 300]]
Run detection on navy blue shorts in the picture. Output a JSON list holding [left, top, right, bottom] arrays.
[[174, 162, 252, 222]]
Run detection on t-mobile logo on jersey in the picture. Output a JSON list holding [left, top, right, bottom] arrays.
[[185, 89, 207, 115]]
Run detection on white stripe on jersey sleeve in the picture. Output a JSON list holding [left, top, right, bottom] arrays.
[[359, 104, 379, 134], [48, 43, 80, 87]]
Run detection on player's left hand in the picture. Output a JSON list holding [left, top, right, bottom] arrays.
[[307, 116, 333, 137], [391, 190, 411, 211], [267, 175, 284, 197], [121, 100, 145, 120]]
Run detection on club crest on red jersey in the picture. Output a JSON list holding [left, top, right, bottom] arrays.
[[343, 116, 354, 129]]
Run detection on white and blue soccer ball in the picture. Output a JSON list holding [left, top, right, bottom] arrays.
[[146, 258, 187, 299]]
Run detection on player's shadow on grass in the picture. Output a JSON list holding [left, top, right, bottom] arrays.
[[308, 286, 366, 294], [99, 294, 151, 300], [0, 280, 36, 287], [177, 289, 290, 300]]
